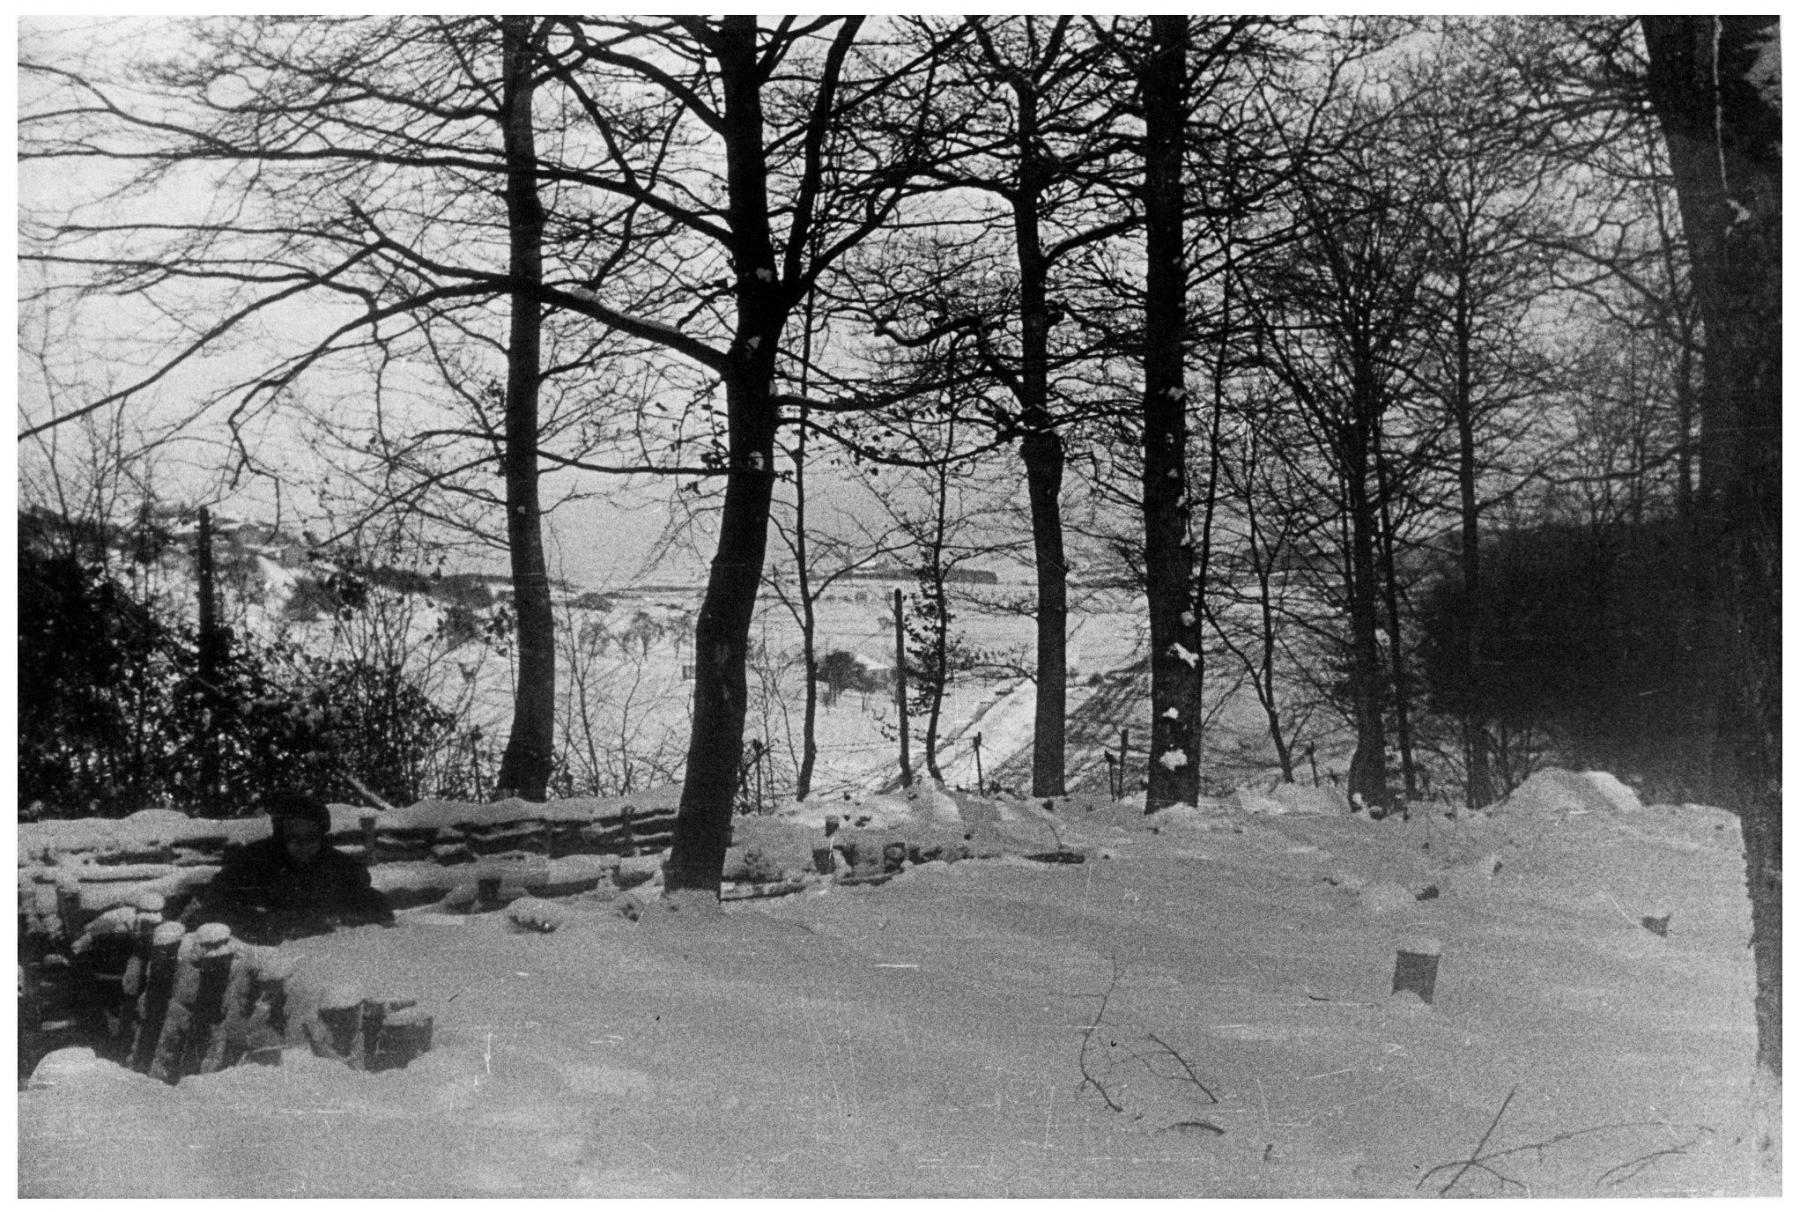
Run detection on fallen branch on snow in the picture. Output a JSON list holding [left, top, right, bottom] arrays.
[[1420, 1085, 1685, 1196]]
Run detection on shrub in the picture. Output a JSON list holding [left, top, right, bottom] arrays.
[[19, 536, 487, 816]]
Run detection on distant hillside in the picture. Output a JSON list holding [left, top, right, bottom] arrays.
[[840, 564, 1001, 585]]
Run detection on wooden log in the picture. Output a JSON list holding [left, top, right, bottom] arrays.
[[113, 901, 167, 1055], [128, 923, 185, 1074], [53, 873, 85, 940], [179, 924, 237, 1078], [148, 922, 235, 1083], [199, 941, 276, 1075], [308, 981, 367, 1069], [239, 949, 298, 1064]]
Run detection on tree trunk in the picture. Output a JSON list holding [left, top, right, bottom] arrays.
[[1449, 278, 1495, 809], [195, 504, 223, 810], [1641, 15, 1781, 1096], [492, 16, 555, 802], [665, 16, 786, 893], [1372, 420, 1417, 800], [1343, 418, 1391, 814], [792, 304, 820, 802], [1246, 458, 1295, 783], [1011, 73, 1068, 799], [920, 440, 953, 784], [1022, 428, 1067, 797], [792, 426, 820, 802], [1141, 15, 1200, 814]]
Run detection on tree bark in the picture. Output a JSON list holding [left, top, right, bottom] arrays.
[[1007, 60, 1070, 800], [492, 15, 555, 802], [1343, 412, 1391, 814], [1372, 420, 1417, 800], [1448, 274, 1495, 809], [1022, 427, 1067, 797], [1640, 14, 1781, 1091], [920, 442, 954, 784], [791, 302, 820, 801], [195, 504, 224, 810], [1141, 15, 1201, 814], [664, 16, 791, 893]]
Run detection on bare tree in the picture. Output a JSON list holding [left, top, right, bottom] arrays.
[[541, 16, 948, 893], [1246, 111, 1434, 814], [18, 17, 637, 801], [861, 16, 1143, 797], [1135, 15, 1201, 812], [1641, 11, 1781, 1093]]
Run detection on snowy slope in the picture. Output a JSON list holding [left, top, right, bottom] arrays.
[[17, 783, 1769, 1197]]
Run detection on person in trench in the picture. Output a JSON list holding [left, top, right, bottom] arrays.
[[184, 790, 393, 945]]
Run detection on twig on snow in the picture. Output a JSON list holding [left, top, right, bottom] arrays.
[[1425, 1085, 1517, 1196], [1074, 956, 1128, 1113], [1419, 1087, 1677, 1197], [1596, 1126, 1713, 1189], [1070, 958, 1224, 1118], [1138, 1030, 1220, 1104]]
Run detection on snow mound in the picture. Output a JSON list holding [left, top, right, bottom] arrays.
[[1580, 770, 1644, 813], [1493, 768, 1644, 818], [770, 783, 969, 833], [1144, 800, 1233, 831], [1232, 783, 1351, 817], [19, 812, 234, 861]]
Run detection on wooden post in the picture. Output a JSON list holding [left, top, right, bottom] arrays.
[[894, 588, 912, 789], [242, 949, 298, 1064], [115, 898, 167, 1057], [1117, 729, 1130, 797], [973, 732, 985, 796], [312, 982, 367, 1069], [150, 922, 234, 1083], [360, 814, 378, 865], [182, 925, 237, 1078], [130, 922, 185, 1076]]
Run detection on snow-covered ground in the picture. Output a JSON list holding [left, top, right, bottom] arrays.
[[18, 778, 1768, 1197]]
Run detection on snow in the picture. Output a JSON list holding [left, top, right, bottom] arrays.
[[18, 789, 1768, 1197], [1580, 769, 1644, 814], [1168, 642, 1198, 668], [1158, 749, 1189, 770]]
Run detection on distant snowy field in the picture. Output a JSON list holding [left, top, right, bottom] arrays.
[[243, 553, 1338, 805], [19, 776, 1767, 1197]]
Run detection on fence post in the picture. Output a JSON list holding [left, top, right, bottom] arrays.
[[973, 732, 984, 795], [1117, 728, 1130, 799]]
